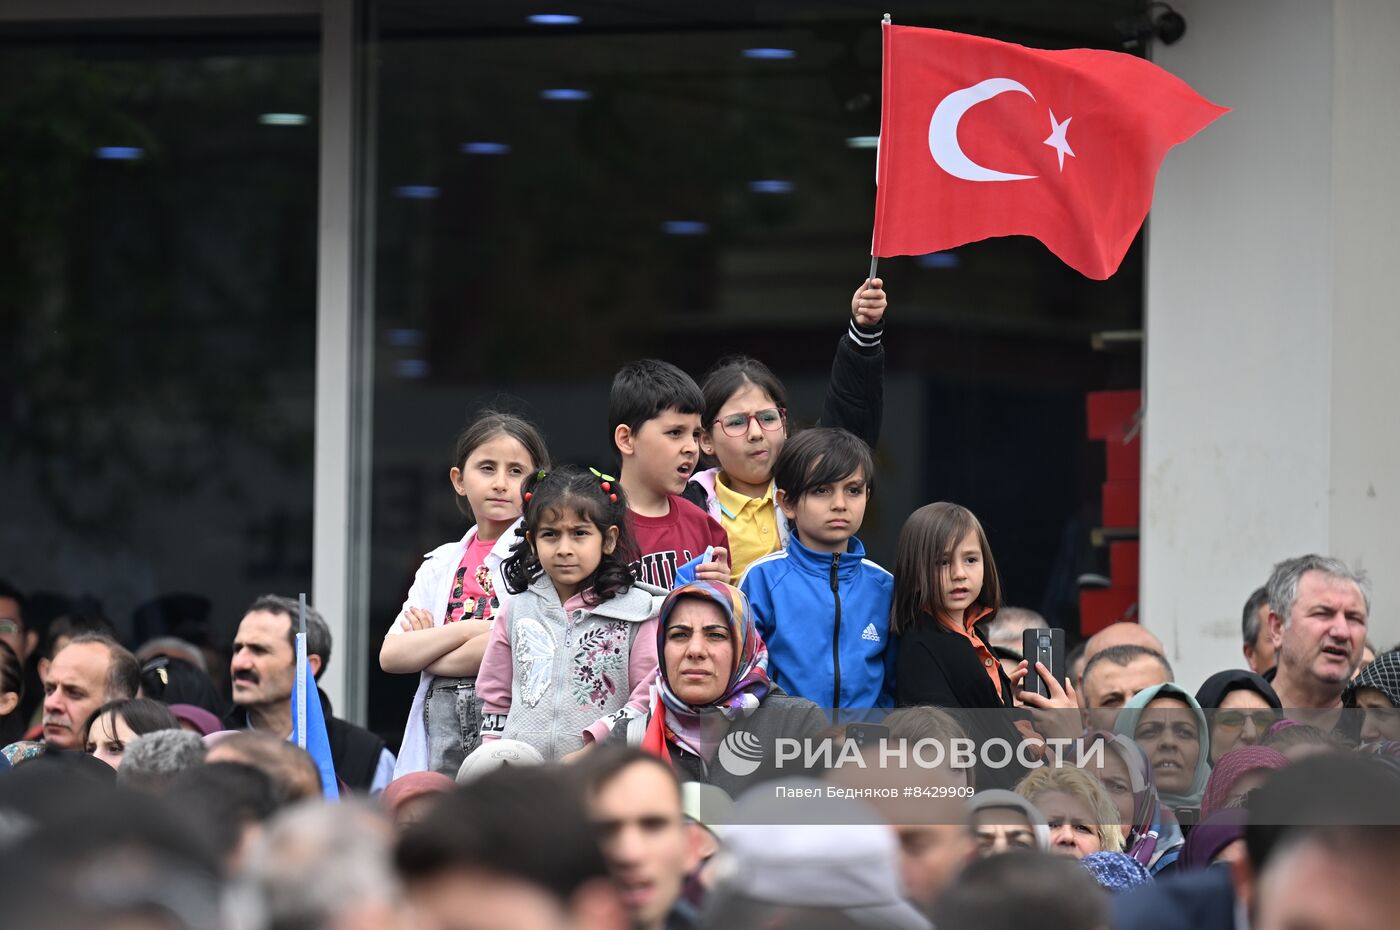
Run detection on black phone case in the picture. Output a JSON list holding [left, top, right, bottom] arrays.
[[845, 723, 890, 747], [1022, 628, 1066, 697]]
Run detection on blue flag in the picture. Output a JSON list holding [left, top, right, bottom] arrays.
[[671, 546, 714, 589], [289, 631, 339, 800]]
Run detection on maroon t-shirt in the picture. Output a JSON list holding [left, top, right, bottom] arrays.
[[628, 495, 729, 588]]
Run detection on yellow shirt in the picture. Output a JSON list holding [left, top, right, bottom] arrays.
[[714, 476, 780, 582]]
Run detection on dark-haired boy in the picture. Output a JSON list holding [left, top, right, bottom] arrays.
[[738, 427, 895, 710], [582, 748, 700, 930], [396, 765, 628, 930], [610, 360, 729, 589]]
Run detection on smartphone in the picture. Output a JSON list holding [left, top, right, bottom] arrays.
[[1022, 628, 1066, 698], [845, 723, 890, 748]]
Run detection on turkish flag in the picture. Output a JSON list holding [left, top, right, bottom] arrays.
[[872, 25, 1228, 279]]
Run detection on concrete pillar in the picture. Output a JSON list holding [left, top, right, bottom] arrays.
[[1144, 0, 1400, 690]]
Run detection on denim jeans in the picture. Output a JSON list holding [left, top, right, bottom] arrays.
[[424, 675, 482, 776]]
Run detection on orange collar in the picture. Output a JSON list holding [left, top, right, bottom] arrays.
[[934, 604, 1002, 699], [936, 604, 994, 640]]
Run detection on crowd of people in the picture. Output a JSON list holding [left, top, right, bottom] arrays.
[[3, 279, 1399, 930]]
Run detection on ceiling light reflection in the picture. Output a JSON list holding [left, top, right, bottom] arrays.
[[749, 180, 794, 194], [95, 146, 144, 160], [395, 185, 441, 199], [662, 221, 709, 236], [259, 113, 308, 126]]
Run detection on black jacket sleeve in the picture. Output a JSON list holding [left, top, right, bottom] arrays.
[[895, 635, 964, 709], [817, 320, 885, 448]]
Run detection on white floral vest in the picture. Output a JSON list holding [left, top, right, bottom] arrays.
[[488, 575, 662, 760]]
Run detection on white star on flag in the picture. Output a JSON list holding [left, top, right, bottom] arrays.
[[1044, 109, 1075, 171]]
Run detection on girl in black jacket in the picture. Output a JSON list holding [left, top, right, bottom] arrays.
[[893, 502, 1035, 789], [893, 502, 1011, 710]]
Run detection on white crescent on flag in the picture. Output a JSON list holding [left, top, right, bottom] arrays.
[[928, 77, 1039, 182]]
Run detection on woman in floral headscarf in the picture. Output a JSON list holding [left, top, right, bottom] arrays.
[[609, 581, 828, 795], [1078, 730, 1187, 875]]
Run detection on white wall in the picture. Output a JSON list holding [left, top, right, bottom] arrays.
[[1327, 0, 1400, 645], [1146, 0, 1400, 691]]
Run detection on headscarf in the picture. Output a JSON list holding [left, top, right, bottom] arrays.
[[1195, 669, 1282, 711], [1, 740, 45, 768], [966, 789, 1051, 850], [1078, 732, 1162, 862], [1080, 851, 1153, 893], [1345, 649, 1400, 708], [1199, 746, 1288, 819], [643, 581, 771, 762], [168, 704, 225, 737], [381, 771, 455, 816], [1076, 731, 1186, 874], [1178, 808, 1248, 870], [1115, 683, 1212, 810]]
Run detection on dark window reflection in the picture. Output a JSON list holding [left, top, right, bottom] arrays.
[[366, 3, 1143, 746], [0, 31, 319, 690]]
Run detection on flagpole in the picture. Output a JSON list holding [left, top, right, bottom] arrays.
[[296, 592, 308, 749], [868, 14, 891, 285]]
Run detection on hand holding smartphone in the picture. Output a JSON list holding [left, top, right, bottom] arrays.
[[1021, 628, 1066, 698]]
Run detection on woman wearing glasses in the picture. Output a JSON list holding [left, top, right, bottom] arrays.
[[682, 278, 888, 580], [1195, 670, 1281, 764]]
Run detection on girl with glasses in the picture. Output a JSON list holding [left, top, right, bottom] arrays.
[[682, 278, 888, 580]]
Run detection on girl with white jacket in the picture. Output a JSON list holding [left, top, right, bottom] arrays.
[[380, 412, 549, 777]]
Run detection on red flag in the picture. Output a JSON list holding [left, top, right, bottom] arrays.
[[872, 25, 1227, 279], [639, 691, 673, 763]]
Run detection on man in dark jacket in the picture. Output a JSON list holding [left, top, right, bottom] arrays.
[[224, 594, 392, 793]]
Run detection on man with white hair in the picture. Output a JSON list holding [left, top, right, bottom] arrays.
[[118, 729, 207, 793], [1265, 554, 1369, 715], [241, 801, 409, 930]]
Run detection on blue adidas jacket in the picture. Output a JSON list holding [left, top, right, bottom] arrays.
[[738, 534, 896, 710]]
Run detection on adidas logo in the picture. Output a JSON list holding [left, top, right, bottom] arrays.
[[861, 623, 881, 643]]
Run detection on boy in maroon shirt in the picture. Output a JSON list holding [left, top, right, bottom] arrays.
[[610, 360, 729, 588]]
